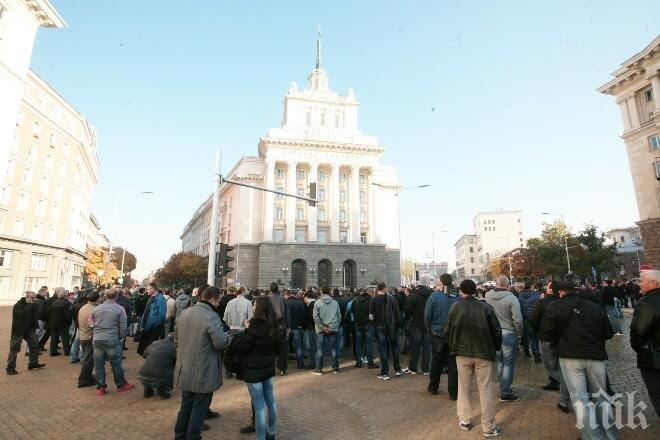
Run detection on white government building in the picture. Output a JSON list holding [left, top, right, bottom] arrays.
[[181, 39, 401, 289]]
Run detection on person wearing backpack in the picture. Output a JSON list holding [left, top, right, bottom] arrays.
[[242, 296, 283, 440]]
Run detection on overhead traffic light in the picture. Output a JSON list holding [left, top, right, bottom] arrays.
[[215, 243, 235, 277]]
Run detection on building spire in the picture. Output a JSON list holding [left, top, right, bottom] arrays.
[[316, 24, 322, 69]]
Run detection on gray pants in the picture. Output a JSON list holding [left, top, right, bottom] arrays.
[[540, 341, 570, 407], [6, 330, 39, 371]]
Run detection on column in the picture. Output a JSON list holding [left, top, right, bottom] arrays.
[[626, 95, 641, 129], [350, 165, 361, 243], [616, 98, 631, 132], [367, 168, 377, 244], [330, 164, 340, 242], [286, 160, 297, 241], [262, 160, 275, 241], [650, 73, 660, 115], [308, 162, 318, 241]]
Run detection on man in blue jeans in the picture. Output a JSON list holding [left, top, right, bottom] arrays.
[[88, 288, 134, 396], [539, 281, 617, 440], [369, 282, 402, 380], [485, 275, 523, 402], [352, 288, 377, 368], [284, 290, 307, 369], [312, 286, 341, 375]]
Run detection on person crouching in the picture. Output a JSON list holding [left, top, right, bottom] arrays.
[[139, 334, 176, 399]]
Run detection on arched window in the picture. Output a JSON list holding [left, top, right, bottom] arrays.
[[318, 259, 332, 288], [291, 259, 307, 289], [343, 260, 357, 289]]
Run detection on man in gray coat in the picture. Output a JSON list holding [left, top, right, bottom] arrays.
[[174, 287, 229, 440]]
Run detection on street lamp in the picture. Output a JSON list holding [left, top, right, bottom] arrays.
[[540, 212, 572, 276], [372, 182, 430, 284]]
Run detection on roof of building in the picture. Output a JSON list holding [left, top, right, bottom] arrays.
[[598, 35, 660, 95], [24, 0, 66, 28]]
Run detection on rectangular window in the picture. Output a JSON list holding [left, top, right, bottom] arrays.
[[24, 277, 47, 293], [469, 247, 474, 252], [297, 170, 306, 180], [359, 174, 365, 184], [30, 254, 46, 271], [23, 168, 33, 185], [0, 186, 10, 205], [13, 219, 24, 237], [52, 203, 60, 220], [297, 188, 305, 197], [620, 236, 626, 243], [273, 229, 285, 242], [32, 122, 41, 138], [318, 171, 326, 182], [360, 211, 366, 223], [470, 257, 474, 263], [339, 231, 348, 243], [471, 269, 475, 275], [318, 189, 326, 201], [650, 134, 660, 151], [360, 232, 367, 244], [17, 191, 28, 211], [340, 173, 347, 182], [645, 89, 654, 103], [0, 250, 12, 267], [295, 229, 306, 242], [340, 190, 346, 202], [320, 112, 326, 126], [48, 226, 56, 243], [31, 223, 42, 240], [296, 207, 305, 221], [334, 112, 341, 128], [275, 207, 284, 221], [318, 209, 327, 221], [305, 112, 311, 127], [277, 169, 285, 178], [340, 209, 346, 223], [276, 186, 284, 199], [359, 191, 365, 204], [318, 230, 328, 243], [0, 277, 11, 300]]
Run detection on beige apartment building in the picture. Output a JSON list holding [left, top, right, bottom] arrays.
[[598, 36, 660, 270], [0, 69, 99, 304], [454, 234, 479, 281]]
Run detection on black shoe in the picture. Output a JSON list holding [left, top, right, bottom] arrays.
[[524, 351, 531, 357], [39, 347, 47, 352], [6, 369, 18, 375], [266, 434, 275, 440], [78, 381, 95, 388], [70, 359, 80, 364], [427, 387, 438, 395], [534, 356, 542, 363], [50, 353, 61, 357], [499, 394, 520, 402], [355, 363, 362, 368], [143, 388, 154, 398], [557, 403, 570, 413], [159, 391, 171, 400], [367, 364, 379, 369], [542, 383, 560, 391], [28, 363, 46, 370], [240, 425, 256, 434], [202, 424, 209, 431], [206, 410, 220, 420]]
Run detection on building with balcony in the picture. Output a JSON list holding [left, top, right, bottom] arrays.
[[0, 69, 99, 304], [598, 36, 660, 271], [181, 40, 400, 289]]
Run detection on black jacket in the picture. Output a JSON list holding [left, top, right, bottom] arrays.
[[333, 296, 349, 324], [219, 293, 236, 322], [602, 286, 617, 307], [538, 293, 613, 361], [33, 295, 47, 321], [630, 288, 660, 370], [353, 294, 371, 328], [304, 300, 316, 330], [135, 294, 149, 318], [285, 298, 307, 330], [11, 298, 38, 336], [369, 293, 401, 332], [446, 296, 502, 361], [47, 297, 72, 331], [72, 299, 88, 329], [529, 295, 560, 334], [405, 290, 431, 329], [139, 335, 176, 382], [243, 319, 282, 383]]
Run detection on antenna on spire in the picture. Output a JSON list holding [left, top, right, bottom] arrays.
[[316, 24, 322, 69]]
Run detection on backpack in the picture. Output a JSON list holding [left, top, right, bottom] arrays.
[[223, 332, 253, 375]]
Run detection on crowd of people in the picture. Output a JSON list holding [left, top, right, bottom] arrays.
[[4, 269, 660, 440]]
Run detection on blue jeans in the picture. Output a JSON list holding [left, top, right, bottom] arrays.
[[304, 329, 317, 368], [606, 306, 623, 334], [521, 320, 540, 358], [496, 330, 519, 397], [174, 390, 213, 440], [93, 339, 126, 389], [247, 377, 277, 440], [559, 358, 618, 440], [356, 325, 374, 366], [540, 341, 570, 406], [315, 332, 338, 371], [69, 332, 81, 362], [375, 324, 401, 376], [335, 325, 345, 360], [290, 329, 304, 368], [408, 326, 431, 373]]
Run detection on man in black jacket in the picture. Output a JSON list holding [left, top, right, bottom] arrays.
[[285, 290, 307, 369], [530, 281, 565, 395], [539, 281, 616, 440], [6, 291, 45, 374], [446, 280, 502, 437], [353, 288, 376, 368], [630, 269, 660, 416], [47, 288, 72, 356], [369, 282, 402, 380], [403, 286, 431, 375]]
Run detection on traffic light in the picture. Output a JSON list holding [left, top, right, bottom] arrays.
[[308, 182, 316, 207], [215, 243, 235, 277]]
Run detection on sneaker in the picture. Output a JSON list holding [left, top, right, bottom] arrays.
[[280, 370, 286, 376], [557, 403, 570, 413], [377, 375, 390, 381], [394, 370, 403, 377], [117, 382, 135, 393], [6, 369, 18, 375], [483, 425, 501, 437], [459, 421, 473, 431], [78, 381, 95, 388], [96, 387, 107, 397], [240, 425, 256, 434], [499, 394, 520, 402], [542, 383, 560, 391], [401, 368, 412, 374], [27, 363, 46, 370], [333, 368, 339, 374], [410, 370, 418, 375], [312, 370, 323, 376], [361, 356, 368, 363]]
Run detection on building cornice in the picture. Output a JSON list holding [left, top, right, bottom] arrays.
[[0, 235, 86, 259], [598, 35, 660, 95], [23, 0, 66, 28], [259, 137, 385, 156]]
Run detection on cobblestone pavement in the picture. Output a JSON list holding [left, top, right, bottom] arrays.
[[0, 307, 657, 440]]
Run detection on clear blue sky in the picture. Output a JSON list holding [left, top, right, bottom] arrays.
[[32, 1, 658, 279]]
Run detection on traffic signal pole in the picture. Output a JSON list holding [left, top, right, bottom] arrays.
[[207, 146, 222, 286]]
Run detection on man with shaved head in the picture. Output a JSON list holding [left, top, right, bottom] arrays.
[[630, 269, 660, 416]]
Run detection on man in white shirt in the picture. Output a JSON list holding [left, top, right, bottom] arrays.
[[223, 287, 253, 334]]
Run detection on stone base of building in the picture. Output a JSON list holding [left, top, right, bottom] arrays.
[[637, 218, 660, 270], [228, 242, 400, 290]]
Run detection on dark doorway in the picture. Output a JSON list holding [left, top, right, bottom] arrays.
[[318, 259, 332, 288], [343, 259, 357, 289], [291, 259, 307, 289]]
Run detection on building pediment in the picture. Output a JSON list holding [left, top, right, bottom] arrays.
[[259, 136, 385, 158]]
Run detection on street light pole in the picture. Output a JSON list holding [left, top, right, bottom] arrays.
[[207, 146, 222, 287]]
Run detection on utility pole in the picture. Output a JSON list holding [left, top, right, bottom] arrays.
[[207, 147, 222, 286]]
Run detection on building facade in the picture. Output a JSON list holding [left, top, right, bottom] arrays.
[[605, 226, 645, 279], [454, 234, 479, 281], [598, 36, 660, 270], [181, 43, 400, 289], [0, 0, 65, 190], [473, 210, 525, 278], [0, 69, 99, 304]]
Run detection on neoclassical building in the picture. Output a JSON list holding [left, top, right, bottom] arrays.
[[599, 36, 660, 270], [181, 44, 400, 289]]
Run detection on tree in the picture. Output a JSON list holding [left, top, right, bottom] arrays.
[[155, 252, 208, 287], [106, 246, 137, 274], [499, 247, 544, 280], [489, 257, 504, 278], [85, 247, 118, 285], [571, 224, 617, 280]]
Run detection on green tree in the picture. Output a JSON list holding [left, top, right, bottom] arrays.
[[499, 247, 543, 280], [155, 252, 208, 287], [571, 224, 617, 279]]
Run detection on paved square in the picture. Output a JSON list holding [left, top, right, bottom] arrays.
[[0, 307, 657, 439]]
